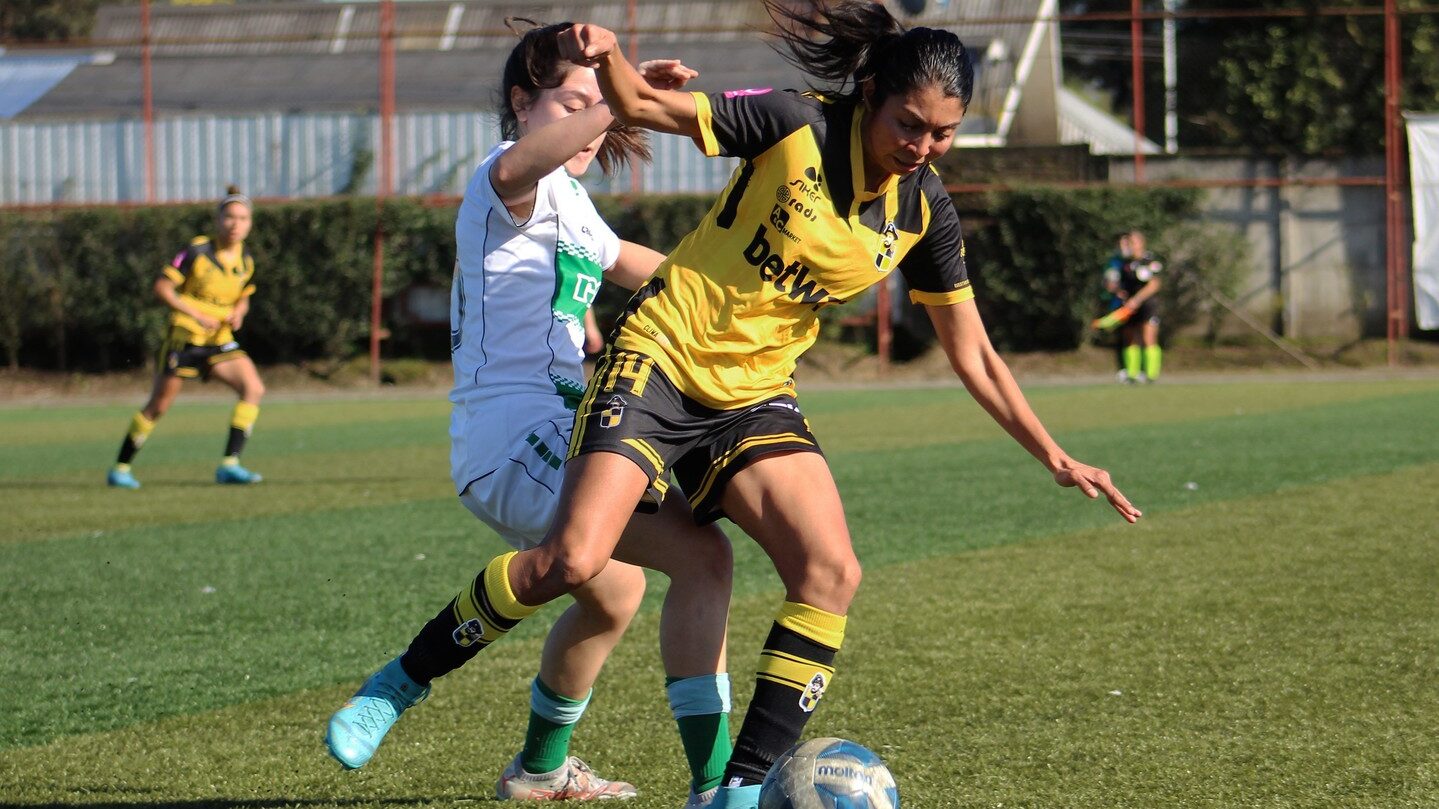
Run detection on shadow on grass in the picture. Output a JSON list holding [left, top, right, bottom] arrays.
[[2, 798, 498, 809], [0, 477, 419, 490]]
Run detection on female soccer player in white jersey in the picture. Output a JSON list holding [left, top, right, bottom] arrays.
[[326, 20, 733, 805]]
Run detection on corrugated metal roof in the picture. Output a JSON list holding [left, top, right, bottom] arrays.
[[884, 0, 1048, 125], [0, 54, 91, 119], [89, 0, 773, 58], [37, 2, 1018, 134], [1058, 86, 1159, 155]]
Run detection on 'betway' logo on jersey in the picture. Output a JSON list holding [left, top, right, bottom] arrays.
[[743, 225, 843, 309]]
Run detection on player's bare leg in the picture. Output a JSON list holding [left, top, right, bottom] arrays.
[[709, 451, 859, 809], [209, 355, 265, 483], [108, 372, 184, 489], [496, 561, 646, 800], [502, 453, 736, 801], [609, 492, 734, 804]]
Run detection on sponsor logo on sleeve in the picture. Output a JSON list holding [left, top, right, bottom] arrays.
[[723, 88, 773, 99]]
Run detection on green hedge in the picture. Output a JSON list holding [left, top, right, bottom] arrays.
[[0, 187, 1235, 372], [963, 186, 1209, 351]]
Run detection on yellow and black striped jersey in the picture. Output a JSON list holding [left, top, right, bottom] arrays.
[[613, 89, 973, 410], [161, 235, 256, 346]]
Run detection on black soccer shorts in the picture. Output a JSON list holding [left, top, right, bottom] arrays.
[[159, 335, 246, 380], [569, 349, 823, 524]]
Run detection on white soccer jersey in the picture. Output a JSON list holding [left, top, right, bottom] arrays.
[[449, 142, 621, 495]]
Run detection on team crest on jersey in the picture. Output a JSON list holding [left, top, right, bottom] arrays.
[[798, 671, 829, 713], [599, 395, 627, 429], [875, 220, 899, 270], [452, 618, 485, 648]]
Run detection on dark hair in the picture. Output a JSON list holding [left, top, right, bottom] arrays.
[[497, 17, 650, 176], [764, 0, 973, 110]]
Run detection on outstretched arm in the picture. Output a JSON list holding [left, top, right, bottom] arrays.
[[604, 240, 668, 291], [559, 24, 703, 138], [927, 299, 1142, 523], [491, 105, 615, 203], [491, 57, 699, 206]]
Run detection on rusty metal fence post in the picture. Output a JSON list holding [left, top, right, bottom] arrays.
[[370, 0, 397, 385]]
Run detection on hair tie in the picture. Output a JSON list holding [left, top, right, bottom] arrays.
[[218, 192, 252, 212]]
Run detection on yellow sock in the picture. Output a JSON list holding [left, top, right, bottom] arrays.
[[452, 552, 542, 648], [1144, 345, 1163, 380], [231, 402, 259, 435], [1123, 345, 1142, 379], [128, 412, 156, 447]]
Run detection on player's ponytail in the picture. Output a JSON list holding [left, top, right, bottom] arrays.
[[498, 16, 651, 176], [764, 0, 974, 110]]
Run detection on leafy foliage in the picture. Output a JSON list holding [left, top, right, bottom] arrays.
[[0, 0, 107, 41], [963, 186, 1208, 351], [1060, 0, 1439, 154], [2, 186, 1230, 370]]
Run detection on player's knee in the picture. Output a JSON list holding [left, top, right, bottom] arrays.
[[246, 379, 266, 400], [657, 524, 732, 588], [589, 579, 645, 630], [688, 531, 733, 592], [551, 550, 608, 592], [792, 551, 862, 605]]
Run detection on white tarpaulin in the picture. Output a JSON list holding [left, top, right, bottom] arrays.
[[1408, 114, 1439, 330]]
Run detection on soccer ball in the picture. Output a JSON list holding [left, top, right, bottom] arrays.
[[759, 737, 899, 809]]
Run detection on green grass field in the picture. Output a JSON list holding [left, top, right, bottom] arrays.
[[2, 377, 1437, 808]]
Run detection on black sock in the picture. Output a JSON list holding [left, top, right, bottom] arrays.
[[724, 603, 845, 786], [224, 426, 248, 457], [399, 551, 538, 685], [117, 436, 141, 465]]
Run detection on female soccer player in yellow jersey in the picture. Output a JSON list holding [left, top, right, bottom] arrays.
[[389, 4, 1140, 808], [325, 20, 734, 806], [107, 186, 266, 488]]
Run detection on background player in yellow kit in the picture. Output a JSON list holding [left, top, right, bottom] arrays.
[[107, 186, 266, 488]]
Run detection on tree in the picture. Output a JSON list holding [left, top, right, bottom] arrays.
[[0, 0, 108, 42], [1061, 0, 1439, 155]]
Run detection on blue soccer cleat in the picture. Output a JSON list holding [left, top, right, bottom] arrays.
[[107, 467, 141, 490], [326, 657, 429, 769], [215, 461, 263, 485], [711, 784, 760, 809]]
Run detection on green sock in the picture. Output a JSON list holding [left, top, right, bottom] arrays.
[[521, 678, 587, 774], [1123, 345, 1142, 379], [668, 674, 732, 792], [1144, 345, 1163, 380], [677, 713, 730, 792]]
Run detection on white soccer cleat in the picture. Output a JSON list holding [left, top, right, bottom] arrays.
[[495, 753, 638, 801], [684, 786, 718, 807]]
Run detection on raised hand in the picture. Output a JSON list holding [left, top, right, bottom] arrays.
[[637, 59, 699, 91], [558, 24, 618, 67]]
